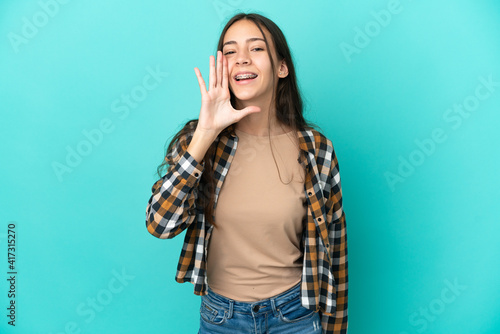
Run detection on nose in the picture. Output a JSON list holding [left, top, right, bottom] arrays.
[[235, 50, 251, 65]]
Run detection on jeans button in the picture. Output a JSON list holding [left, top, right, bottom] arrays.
[[252, 305, 260, 312]]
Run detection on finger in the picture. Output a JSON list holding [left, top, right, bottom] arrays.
[[221, 53, 227, 89], [216, 50, 223, 88], [209, 55, 215, 90], [238, 106, 262, 120], [194, 67, 207, 97]]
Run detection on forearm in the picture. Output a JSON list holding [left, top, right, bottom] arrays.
[[145, 133, 206, 239], [186, 127, 219, 163]]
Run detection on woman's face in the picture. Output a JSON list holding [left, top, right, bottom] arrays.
[[222, 20, 281, 106]]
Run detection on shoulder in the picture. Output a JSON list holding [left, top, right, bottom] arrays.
[[298, 126, 342, 178], [299, 126, 334, 155]]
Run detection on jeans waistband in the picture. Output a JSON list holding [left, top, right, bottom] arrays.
[[203, 281, 302, 316]]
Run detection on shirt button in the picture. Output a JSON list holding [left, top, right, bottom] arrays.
[[308, 192, 312, 196], [252, 305, 260, 312], [194, 173, 199, 177]]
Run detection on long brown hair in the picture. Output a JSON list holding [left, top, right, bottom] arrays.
[[156, 12, 323, 227]]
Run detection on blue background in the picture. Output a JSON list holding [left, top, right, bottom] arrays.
[[1, 0, 499, 333]]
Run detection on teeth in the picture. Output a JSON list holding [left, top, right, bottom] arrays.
[[235, 74, 257, 80]]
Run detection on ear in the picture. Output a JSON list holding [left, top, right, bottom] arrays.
[[278, 60, 289, 79]]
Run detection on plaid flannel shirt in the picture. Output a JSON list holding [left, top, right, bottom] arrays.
[[145, 123, 348, 334]]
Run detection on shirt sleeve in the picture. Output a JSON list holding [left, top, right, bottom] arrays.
[[320, 143, 348, 334], [145, 130, 205, 239]]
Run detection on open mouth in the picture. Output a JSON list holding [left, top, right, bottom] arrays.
[[234, 74, 258, 82]]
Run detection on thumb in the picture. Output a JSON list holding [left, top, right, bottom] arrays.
[[239, 106, 261, 117]]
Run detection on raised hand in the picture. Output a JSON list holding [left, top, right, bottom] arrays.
[[194, 50, 261, 135]]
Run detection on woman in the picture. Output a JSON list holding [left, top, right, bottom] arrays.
[[145, 12, 348, 334]]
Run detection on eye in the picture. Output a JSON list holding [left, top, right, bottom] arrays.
[[223, 47, 264, 56]]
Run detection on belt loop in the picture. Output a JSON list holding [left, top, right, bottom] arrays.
[[270, 297, 280, 317], [227, 300, 234, 319]]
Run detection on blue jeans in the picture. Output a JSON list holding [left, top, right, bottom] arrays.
[[198, 281, 322, 334]]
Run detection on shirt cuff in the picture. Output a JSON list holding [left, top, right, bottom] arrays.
[[171, 149, 205, 187]]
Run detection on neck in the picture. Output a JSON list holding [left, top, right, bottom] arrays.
[[235, 109, 290, 136], [234, 97, 290, 136]]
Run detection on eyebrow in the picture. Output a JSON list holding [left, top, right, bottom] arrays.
[[222, 37, 266, 48]]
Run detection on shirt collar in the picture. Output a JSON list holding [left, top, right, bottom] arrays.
[[225, 123, 316, 156]]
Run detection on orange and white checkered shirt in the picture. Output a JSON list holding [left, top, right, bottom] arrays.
[[146, 122, 348, 334]]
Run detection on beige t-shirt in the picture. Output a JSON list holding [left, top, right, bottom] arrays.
[[206, 127, 307, 301]]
